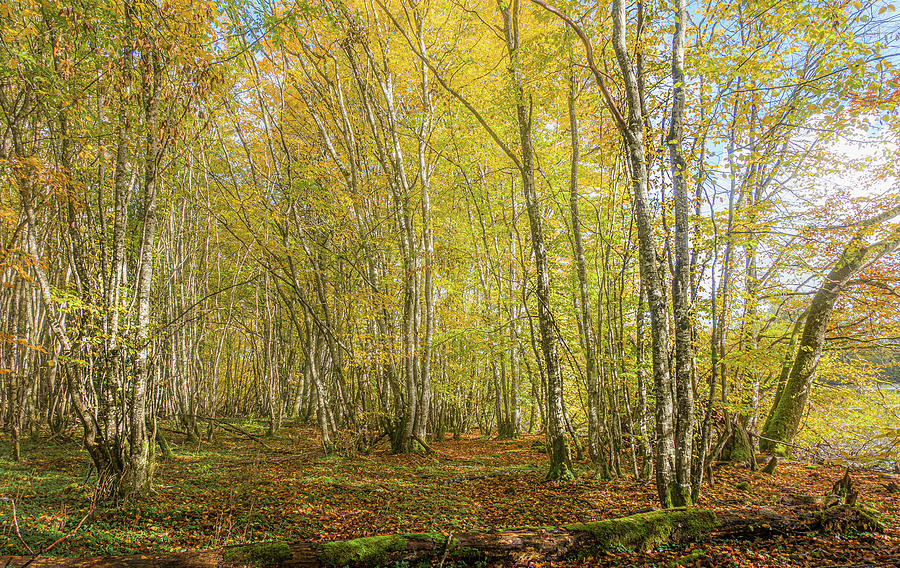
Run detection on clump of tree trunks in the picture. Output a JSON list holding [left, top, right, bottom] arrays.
[[3, 0, 900, 515], [0, 505, 881, 568]]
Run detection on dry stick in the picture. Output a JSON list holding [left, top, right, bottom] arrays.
[[746, 430, 823, 459], [14, 483, 101, 568], [208, 452, 313, 470], [215, 420, 273, 448], [19, 505, 95, 568], [0, 498, 34, 555], [746, 430, 868, 474], [412, 433, 436, 455], [437, 532, 454, 568]]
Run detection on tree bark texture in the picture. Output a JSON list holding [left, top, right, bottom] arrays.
[[610, 0, 676, 506], [668, 0, 695, 507]]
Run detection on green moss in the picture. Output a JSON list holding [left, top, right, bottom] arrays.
[[728, 444, 751, 462], [668, 549, 706, 567], [400, 532, 447, 546], [318, 534, 409, 567], [564, 508, 718, 552], [449, 545, 483, 561], [546, 462, 576, 481], [735, 481, 750, 491], [815, 505, 884, 533], [223, 541, 292, 567], [668, 481, 693, 508], [853, 505, 885, 532]]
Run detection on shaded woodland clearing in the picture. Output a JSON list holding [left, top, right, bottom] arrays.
[[2, 426, 899, 567]]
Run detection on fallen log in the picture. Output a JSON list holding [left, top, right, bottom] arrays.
[[0, 505, 881, 568]]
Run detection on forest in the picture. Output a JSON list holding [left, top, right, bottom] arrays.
[[1, 0, 900, 565]]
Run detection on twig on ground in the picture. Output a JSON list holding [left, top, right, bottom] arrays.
[[191, 416, 289, 454], [17, 480, 101, 568], [438, 532, 454, 568], [412, 433, 436, 455], [19, 505, 94, 568], [0, 496, 34, 554]]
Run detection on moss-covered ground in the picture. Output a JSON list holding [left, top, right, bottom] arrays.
[[1, 423, 899, 566]]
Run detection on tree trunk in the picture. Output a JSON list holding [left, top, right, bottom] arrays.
[[498, 0, 573, 480], [415, 9, 435, 444], [761, 214, 900, 452], [122, 46, 163, 498], [610, 0, 676, 506], [635, 285, 652, 480], [566, 59, 604, 475], [667, 0, 694, 507]]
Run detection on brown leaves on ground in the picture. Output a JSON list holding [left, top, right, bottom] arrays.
[[2, 424, 899, 567]]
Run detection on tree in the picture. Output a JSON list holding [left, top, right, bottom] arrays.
[[667, 0, 695, 506], [528, 0, 679, 506], [762, 204, 900, 452], [498, 0, 573, 480]]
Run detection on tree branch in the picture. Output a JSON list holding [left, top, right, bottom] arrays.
[[526, 0, 629, 136]]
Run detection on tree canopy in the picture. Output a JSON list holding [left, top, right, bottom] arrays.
[[2, 0, 900, 505]]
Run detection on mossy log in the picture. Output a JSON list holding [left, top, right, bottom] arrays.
[[707, 504, 881, 541], [0, 506, 880, 568]]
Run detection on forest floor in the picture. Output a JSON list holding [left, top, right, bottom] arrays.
[[1, 422, 899, 567]]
